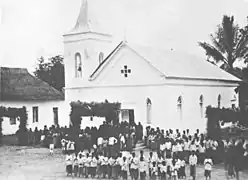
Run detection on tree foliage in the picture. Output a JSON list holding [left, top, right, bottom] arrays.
[[199, 15, 248, 73], [206, 106, 248, 140], [34, 55, 65, 92]]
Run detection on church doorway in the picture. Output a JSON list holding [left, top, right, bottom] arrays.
[[120, 109, 135, 125]]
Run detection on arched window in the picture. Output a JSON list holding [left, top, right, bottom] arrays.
[[146, 98, 152, 124], [218, 94, 221, 108], [177, 96, 182, 108], [177, 96, 182, 121], [199, 95, 204, 118], [75, 53, 82, 78], [99, 52, 104, 64]]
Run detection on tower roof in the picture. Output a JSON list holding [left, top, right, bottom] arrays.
[[66, 0, 111, 36]]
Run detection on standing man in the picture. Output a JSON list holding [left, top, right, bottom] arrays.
[[189, 151, 198, 180]]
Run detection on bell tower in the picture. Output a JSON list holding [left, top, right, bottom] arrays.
[[63, 0, 113, 89]]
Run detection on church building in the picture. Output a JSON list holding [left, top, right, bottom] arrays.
[[63, 0, 241, 131]]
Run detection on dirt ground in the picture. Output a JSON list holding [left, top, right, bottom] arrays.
[[1, 146, 248, 180]]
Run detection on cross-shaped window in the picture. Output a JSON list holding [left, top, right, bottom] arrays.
[[121, 65, 131, 77]]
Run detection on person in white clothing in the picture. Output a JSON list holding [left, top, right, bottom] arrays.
[[108, 156, 115, 178], [77, 152, 84, 177], [190, 141, 197, 152], [90, 154, 98, 178], [101, 155, 109, 178], [121, 156, 129, 180], [109, 136, 117, 146], [171, 159, 179, 180], [179, 157, 186, 179], [165, 140, 172, 150], [130, 152, 139, 180], [199, 141, 206, 164], [66, 152, 73, 176], [49, 143, 54, 155], [115, 153, 123, 179], [160, 143, 166, 156], [85, 153, 92, 178], [73, 155, 79, 177], [97, 137, 103, 146], [189, 151, 197, 180], [204, 154, 213, 180], [139, 156, 147, 180], [61, 139, 66, 152], [120, 134, 126, 150]]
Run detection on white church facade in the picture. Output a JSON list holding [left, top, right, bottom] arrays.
[[63, 0, 241, 132]]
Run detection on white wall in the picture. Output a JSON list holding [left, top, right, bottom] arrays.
[[64, 33, 113, 90], [1, 100, 69, 135], [65, 80, 238, 133]]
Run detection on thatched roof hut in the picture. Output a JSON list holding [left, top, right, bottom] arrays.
[[0, 67, 64, 101]]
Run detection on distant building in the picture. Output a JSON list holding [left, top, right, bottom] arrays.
[[0, 67, 65, 135]]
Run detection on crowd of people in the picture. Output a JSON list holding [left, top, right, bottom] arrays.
[[65, 149, 207, 180], [63, 125, 248, 180], [24, 121, 248, 180]]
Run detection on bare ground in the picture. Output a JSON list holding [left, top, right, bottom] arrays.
[[0, 146, 248, 180]]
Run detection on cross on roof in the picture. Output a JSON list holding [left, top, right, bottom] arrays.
[[121, 65, 131, 77]]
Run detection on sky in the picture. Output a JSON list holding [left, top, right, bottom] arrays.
[[0, 0, 248, 73]]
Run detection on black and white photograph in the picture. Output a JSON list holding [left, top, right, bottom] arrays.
[[1, 0, 248, 179]]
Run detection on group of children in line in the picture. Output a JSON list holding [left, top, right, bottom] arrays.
[[65, 149, 213, 180]]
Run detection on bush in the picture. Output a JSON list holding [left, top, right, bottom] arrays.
[[206, 106, 248, 140], [70, 100, 121, 128]]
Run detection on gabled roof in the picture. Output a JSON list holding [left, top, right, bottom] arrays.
[[90, 41, 241, 82], [90, 41, 125, 80], [0, 67, 64, 101], [131, 44, 241, 82]]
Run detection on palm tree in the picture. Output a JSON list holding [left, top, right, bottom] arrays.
[[198, 15, 248, 74]]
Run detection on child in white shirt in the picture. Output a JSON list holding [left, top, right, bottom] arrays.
[[85, 153, 91, 178], [112, 156, 119, 179], [139, 156, 147, 180], [101, 155, 109, 178], [66, 153, 73, 176], [121, 156, 129, 180], [61, 139, 66, 152], [108, 156, 115, 178], [49, 143, 54, 155], [204, 155, 213, 180], [189, 151, 198, 180], [91, 155, 98, 178], [73, 155, 79, 177], [77, 152, 84, 177], [179, 157, 186, 179], [115, 153, 123, 178], [171, 159, 179, 180], [97, 153, 104, 178], [130, 152, 139, 180]]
